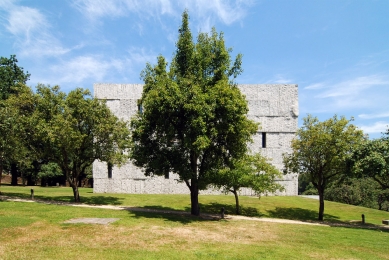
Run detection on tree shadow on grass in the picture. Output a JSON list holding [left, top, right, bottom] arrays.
[[267, 207, 340, 222], [81, 196, 123, 205], [125, 205, 219, 224], [198, 202, 264, 217], [2, 191, 123, 205]]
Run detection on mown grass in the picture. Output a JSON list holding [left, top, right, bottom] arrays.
[[1, 184, 388, 225], [1, 185, 389, 259]]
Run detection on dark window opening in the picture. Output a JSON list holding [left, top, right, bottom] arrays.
[[108, 162, 113, 178], [165, 172, 169, 179], [262, 132, 266, 148], [137, 99, 143, 114]]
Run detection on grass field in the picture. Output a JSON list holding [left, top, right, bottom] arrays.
[[1, 185, 389, 259]]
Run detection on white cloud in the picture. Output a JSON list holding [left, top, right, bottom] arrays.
[[192, 0, 253, 25], [359, 121, 389, 134], [2, 4, 70, 57], [304, 83, 325, 90], [358, 112, 389, 119], [72, 0, 128, 18], [266, 74, 294, 84], [71, 0, 253, 25], [127, 47, 157, 65], [301, 73, 389, 117], [316, 75, 388, 98], [50, 56, 124, 85]]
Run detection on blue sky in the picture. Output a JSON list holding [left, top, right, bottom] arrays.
[[1, 0, 388, 138]]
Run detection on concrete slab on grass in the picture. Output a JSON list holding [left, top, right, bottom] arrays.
[[64, 218, 120, 225]]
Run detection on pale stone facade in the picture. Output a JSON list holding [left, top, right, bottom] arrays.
[[93, 83, 299, 196]]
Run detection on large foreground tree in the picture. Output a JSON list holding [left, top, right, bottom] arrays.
[[283, 115, 364, 220], [34, 85, 131, 202], [130, 11, 257, 215]]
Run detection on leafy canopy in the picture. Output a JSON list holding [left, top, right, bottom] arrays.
[[283, 115, 364, 220], [212, 153, 283, 214], [350, 127, 389, 195], [0, 55, 30, 100], [33, 85, 131, 202], [130, 11, 257, 215]]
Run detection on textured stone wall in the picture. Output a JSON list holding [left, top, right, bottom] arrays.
[[93, 83, 298, 196]]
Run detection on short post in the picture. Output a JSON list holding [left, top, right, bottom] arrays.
[[361, 214, 365, 224], [30, 189, 34, 200], [220, 207, 225, 219]]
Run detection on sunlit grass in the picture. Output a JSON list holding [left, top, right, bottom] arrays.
[[1, 185, 388, 225], [0, 199, 389, 260]]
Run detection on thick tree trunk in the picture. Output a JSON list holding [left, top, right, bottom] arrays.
[[190, 180, 200, 216], [26, 174, 35, 186], [11, 163, 17, 185], [232, 190, 240, 215], [318, 188, 325, 221]]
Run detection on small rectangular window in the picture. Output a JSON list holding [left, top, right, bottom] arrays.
[[108, 162, 113, 178], [137, 99, 143, 114], [262, 132, 266, 148], [164, 172, 169, 179]]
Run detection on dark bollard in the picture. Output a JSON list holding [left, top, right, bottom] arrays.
[[221, 207, 225, 219], [361, 214, 365, 224], [30, 189, 34, 200]]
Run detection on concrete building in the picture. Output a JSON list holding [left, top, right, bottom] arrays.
[[93, 83, 299, 196]]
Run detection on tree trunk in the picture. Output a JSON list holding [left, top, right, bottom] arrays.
[[26, 174, 35, 186], [0, 160, 3, 189], [232, 189, 241, 215], [190, 179, 200, 216], [11, 163, 17, 185], [318, 188, 325, 221], [71, 184, 80, 202]]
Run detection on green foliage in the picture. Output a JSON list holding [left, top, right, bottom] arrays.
[[130, 11, 257, 215], [283, 115, 364, 220], [0, 55, 31, 187], [32, 85, 131, 201], [0, 84, 35, 187], [325, 177, 389, 210], [38, 162, 63, 179], [0, 55, 30, 100], [212, 153, 284, 214], [350, 128, 389, 190], [302, 182, 319, 195]]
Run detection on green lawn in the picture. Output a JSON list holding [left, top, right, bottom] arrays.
[[1, 185, 389, 259]]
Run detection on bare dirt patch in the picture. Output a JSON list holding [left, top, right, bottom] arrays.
[[64, 218, 120, 225]]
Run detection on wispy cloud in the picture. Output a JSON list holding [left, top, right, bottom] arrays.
[[304, 83, 325, 90], [127, 47, 157, 66], [2, 3, 69, 57], [47, 55, 124, 87], [316, 75, 388, 98], [358, 121, 389, 134], [301, 73, 389, 117], [358, 112, 389, 119], [71, 0, 254, 26], [265, 74, 294, 84]]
